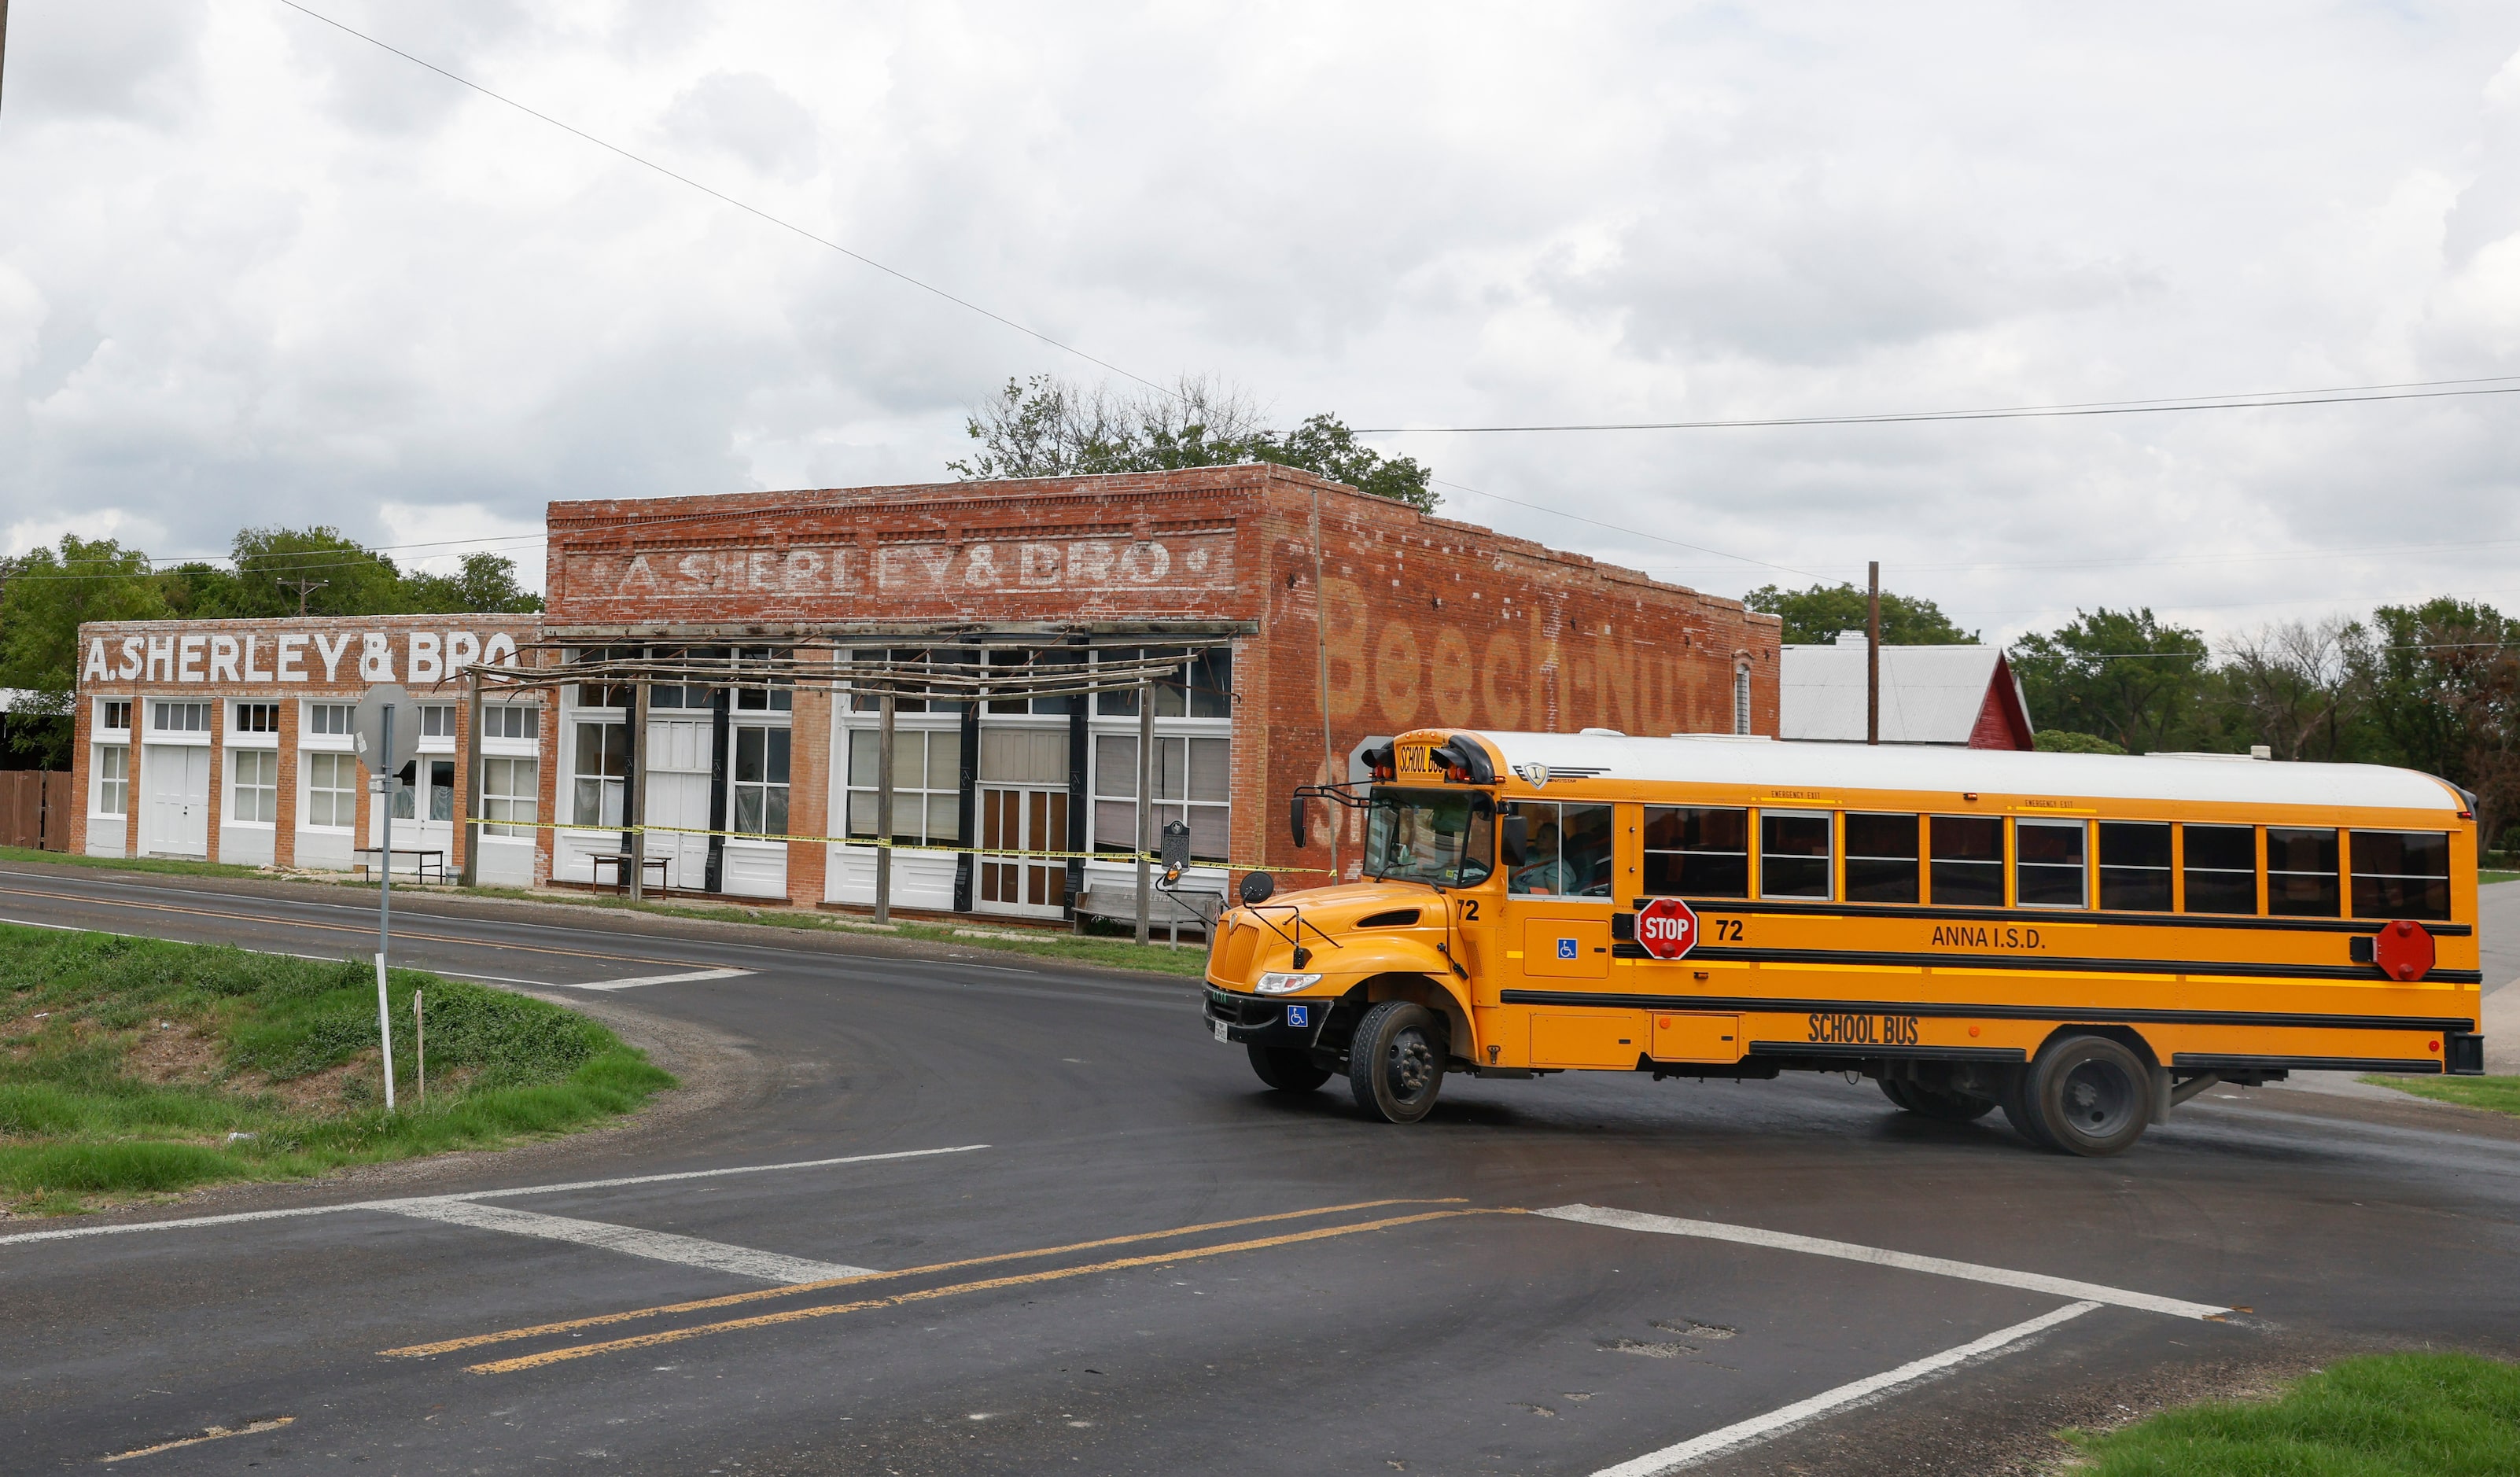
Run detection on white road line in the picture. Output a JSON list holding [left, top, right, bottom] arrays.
[[0, 1144, 989, 1247], [1538, 1204, 2229, 1320], [1590, 1301, 2102, 1476], [389, 1199, 873, 1283], [2, 915, 547, 982], [557, 967, 755, 991]]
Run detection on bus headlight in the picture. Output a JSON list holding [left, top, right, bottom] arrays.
[[1254, 972, 1322, 994]]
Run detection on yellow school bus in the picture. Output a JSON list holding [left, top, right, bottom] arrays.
[[1202, 729, 2485, 1155]]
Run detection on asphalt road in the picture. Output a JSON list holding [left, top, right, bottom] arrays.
[[4, 867, 2518, 1475]]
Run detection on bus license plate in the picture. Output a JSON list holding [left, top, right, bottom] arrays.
[[1213, 1020, 1229, 1043]]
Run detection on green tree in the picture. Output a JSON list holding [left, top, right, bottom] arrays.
[[401, 552, 543, 614], [2217, 617, 2372, 762], [224, 525, 410, 617], [2032, 730, 2127, 754], [1743, 583, 1977, 646], [2358, 599, 2519, 848], [951, 374, 1437, 512], [0, 536, 171, 764], [2010, 608, 2210, 754]]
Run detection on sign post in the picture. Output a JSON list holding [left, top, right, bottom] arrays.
[[1635, 897, 1701, 961], [352, 684, 410, 1111]]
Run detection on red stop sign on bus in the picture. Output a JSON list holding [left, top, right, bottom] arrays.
[[1636, 897, 1700, 959]]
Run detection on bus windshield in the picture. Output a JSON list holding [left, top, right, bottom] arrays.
[[1365, 788, 1495, 887]]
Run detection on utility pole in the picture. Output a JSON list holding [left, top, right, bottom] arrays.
[[1866, 561, 1881, 746], [282, 576, 328, 616], [2, 0, 12, 116]]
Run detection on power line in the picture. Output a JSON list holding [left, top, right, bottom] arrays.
[[1356, 374, 2520, 434], [274, 1, 1169, 398], [1430, 477, 1822, 580]]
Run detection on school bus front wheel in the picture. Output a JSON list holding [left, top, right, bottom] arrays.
[[1350, 1001, 1447, 1124]]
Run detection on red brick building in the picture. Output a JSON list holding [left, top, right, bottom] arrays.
[[71, 466, 1781, 921]]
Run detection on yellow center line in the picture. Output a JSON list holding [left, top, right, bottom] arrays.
[[385, 1197, 1469, 1357], [468, 1207, 1516, 1374], [0, 884, 707, 970]]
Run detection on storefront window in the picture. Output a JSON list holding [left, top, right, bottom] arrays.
[[481, 704, 537, 740], [304, 753, 358, 828], [845, 729, 961, 842], [230, 750, 278, 824], [572, 720, 628, 827], [733, 647, 794, 712], [1092, 734, 1229, 861], [1096, 647, 1232, 718], [94, 746, 129, 816], [731, 726, 791, 835], [482, 757, 538, 837]]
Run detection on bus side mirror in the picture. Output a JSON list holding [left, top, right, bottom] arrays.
[[1240, 871, 1276, 905], [1288, 794, 1308, 850], [1500, 814, 1529, 865]]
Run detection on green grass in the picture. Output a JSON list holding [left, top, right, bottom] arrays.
[[0, 843, 265, 879], [2362, 1074, 2520, 1116], [2065, 1353, 2520, 1475], [2482, 871, 2518, 885], [0, 926, 672, 1213]]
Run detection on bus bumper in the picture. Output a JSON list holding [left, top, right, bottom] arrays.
[[2448, 1033, 2485, 1076], [1203, 987, 1333, 1048]]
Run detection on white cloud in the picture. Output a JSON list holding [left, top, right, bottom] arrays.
[[6, 505, 140, 558], [3, 1, 2519, 645]]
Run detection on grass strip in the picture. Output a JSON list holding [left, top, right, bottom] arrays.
[[2362, 1074, 2520, 1116], [0, 925, 672, 1214], [2065, 1352, 2520, 1475], [0, 844, 264, 879], [2482, 871, 2518, 885]]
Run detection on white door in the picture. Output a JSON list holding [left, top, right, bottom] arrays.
[[974, 726, 1068, 919], [144, 746, 210, 856], [645, 716, 714, 891], [374, 759, 459, 876]]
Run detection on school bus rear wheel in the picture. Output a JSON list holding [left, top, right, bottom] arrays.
[[2023, 1034, 2152, 1157], [1350, 1001, 1446, 1124], [1247, 1044, 1334, 1094]]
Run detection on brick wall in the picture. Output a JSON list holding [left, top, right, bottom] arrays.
[[547, 465, 1781, 893], [68, 617, 536, 867]]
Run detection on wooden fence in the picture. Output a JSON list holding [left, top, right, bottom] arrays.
[[0, 771, 74, 852]]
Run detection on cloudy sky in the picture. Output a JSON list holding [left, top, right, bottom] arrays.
[[4, 1, 2519, 643]]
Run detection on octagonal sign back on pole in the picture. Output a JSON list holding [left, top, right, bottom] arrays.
[[1636, 897, 1700, 960]]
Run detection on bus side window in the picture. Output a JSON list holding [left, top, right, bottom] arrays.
[[2349, 831, 2450, 920], [1641, 806, 1748, 898], [1760, 810, 1832, 898], [2182, 824, 2257, 914], [2268, 827, 2340, 917], [1560, 804, 1615, 897], [1928, 816, 2003, 905], [1506, 801, 1614, 897], [2015, 820, 2087, 908], [2098, 821, 2172, 911], [1844, 812, 1919, 903]]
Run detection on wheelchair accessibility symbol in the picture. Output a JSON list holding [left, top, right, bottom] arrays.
[[1557, 937, 1579, 960], [1285, 1004, 1310, 1028]]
